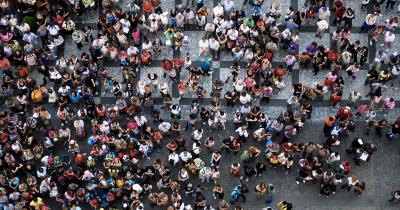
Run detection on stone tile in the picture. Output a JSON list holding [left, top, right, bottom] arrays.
[[77, 8, 100, 24], [343, 0, 368, 28], [260, 106, 287, 119], [271, 74, 292, 99], [299, 32, 331, 53], [219, 67, 247, 96], [262, 0, 292, 22], [380, 82, 400, 101], [299, 69, 329, 100], [161, 0, 176, 12], [212, 61, 220, 68], [340, 70, 369, 101], [349, 33, 369, 48], [180, 69, 212, 98], [140, 67, 173, 98], [144, 30, 174, 60], [376, 35, 400, 58], [182, 30, 209, 60]]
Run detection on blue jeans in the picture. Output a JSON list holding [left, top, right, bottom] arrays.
[[389, 195, 399, 202], [265, 192, 273, 203]]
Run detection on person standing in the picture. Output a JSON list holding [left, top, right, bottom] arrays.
[[72, 30, 84, 50], [389, 189, 400, 203]]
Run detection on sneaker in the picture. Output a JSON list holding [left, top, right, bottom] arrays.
[[296, 181, 300, 185]]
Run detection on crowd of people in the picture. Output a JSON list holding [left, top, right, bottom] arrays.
[[0, 0, 400, 209]]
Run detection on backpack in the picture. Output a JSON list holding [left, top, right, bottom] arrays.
[[31, 90, 43, 103]]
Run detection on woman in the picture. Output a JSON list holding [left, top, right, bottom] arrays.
[[330, 91, 342, 107], [343, 8, 355, 28], [255, 183, 267, 197], [230, 162, 241, 177], [73, 117, 85, 139], [210, 151, 222, 167], [213, 184, 224, 199]]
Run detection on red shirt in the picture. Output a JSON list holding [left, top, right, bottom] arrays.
[[53, 16, 64, 27]]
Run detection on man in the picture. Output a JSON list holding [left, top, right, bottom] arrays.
[[170, 105, 182, 119], [360, 11, 380, 32], [382, 31, 395, 51], [346, 138, 364, 154], [284, 53, 296, 73], [198, 57, 212, 76], [316, 19, 329, 38], [389, 189, 400, 202]]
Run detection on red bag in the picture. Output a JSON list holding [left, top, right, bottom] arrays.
[[142, 1, 153, 13], [227, 40, 236, 49], [327, 51, 338, 62], [324, 79, 333, 86]]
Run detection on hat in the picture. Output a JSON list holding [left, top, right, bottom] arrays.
[[357, 138, 363, 145]]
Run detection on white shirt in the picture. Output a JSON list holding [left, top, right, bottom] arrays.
[[179, 151, 192, 162], [168, 153, 179, 164], [142, 42, 153, 51], [47, 25, 60, 36], [347, 177, 359, 186], [171, 106, 181, 115], [127, 46, 139, 56], [192, 131, 203, 141], [285, 55, 296, 65], [385, 31, 395, 43], [58, 86, 71, 96], [239, 94, 252, 104], [235, 127, 248, 137], [213, 5, 224, 17], [134, 116, 147, 126], [209, 39, 220, 50], [329, 153, 341, 162], [158, 122, 171, 132], [199, 39, 209, 51], [317, 20, 329, 30]]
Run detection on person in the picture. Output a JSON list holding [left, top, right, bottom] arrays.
[[277, 200, 293, 210], [389, 189, 400, 203]]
